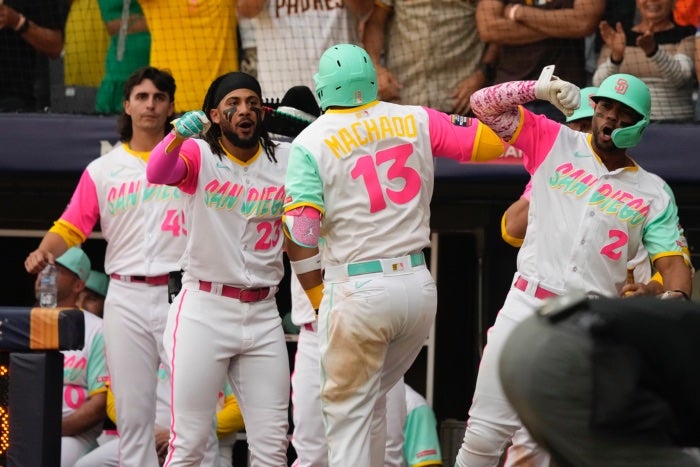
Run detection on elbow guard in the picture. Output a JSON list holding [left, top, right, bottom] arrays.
[[283, 206, 321, 248]]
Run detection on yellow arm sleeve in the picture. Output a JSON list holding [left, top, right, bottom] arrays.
[[650, 271, 663, 285], [471, 123, 506, 162], [217, 394, 245, 437], [305, 283, 324, 311], [48, 219, 87, 248], [106, 384, 117, 425], [501, 212, 524, 248]]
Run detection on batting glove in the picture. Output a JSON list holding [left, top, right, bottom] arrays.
[[173, 110, 211, 139], [534, 65, 580, 118]]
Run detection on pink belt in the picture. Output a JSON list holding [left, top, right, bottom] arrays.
[[514, 276, 558, 300], [198, 281, 270, 302]]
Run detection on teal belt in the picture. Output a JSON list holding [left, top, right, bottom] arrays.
[[346, 253, 425, 276]]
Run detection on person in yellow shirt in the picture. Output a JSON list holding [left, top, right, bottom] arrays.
[[63, 0, 110, 88], [139, 0, 239, 113]]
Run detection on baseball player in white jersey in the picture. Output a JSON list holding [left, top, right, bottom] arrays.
[[237, 0, 372, 102], [282, 43, 507, 467], [34, 247, 109, 467], [24, 67, 186, 467], [456, 69, 693, 467], [266, 85, 409, 467], [147, 71, 290, 467]]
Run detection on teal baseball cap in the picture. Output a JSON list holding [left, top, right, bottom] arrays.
[[56, 247, 91, 281], [85, 270, 109, 297]]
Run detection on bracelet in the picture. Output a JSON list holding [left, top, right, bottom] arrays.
[[15, 15, 30, 35], [610, 56, 623, 65], [508, 4, 521, 21]]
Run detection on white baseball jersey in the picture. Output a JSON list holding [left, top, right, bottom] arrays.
[[251, 2, 358, 101], [61, 142, 187, 275], [61, 310, 109, 466], [175, 139, 289, 286], [151, 136, 291, 467], [517, 116, 684, 296], [457, 104, 686, 467], [285, 101, 497, 267]]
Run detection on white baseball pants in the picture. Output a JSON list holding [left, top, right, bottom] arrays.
[[103, 279, 170, 467], [455, 276, 552, 467], [319, 260, 436, 467], [163, 286, 290, 467], [290, 323, 407, 467]]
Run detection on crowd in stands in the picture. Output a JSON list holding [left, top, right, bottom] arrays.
[[0, 0, 697, 121]]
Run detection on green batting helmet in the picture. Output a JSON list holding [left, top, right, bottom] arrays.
[[314, 44, 378, 111], [566, 87, 598, 123], [591, 74, 650, 148]]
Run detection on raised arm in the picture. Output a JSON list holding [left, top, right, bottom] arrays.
[[470, 66, 580, 140], [147, 111, 209, 186]]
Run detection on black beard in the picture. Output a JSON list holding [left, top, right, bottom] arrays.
[[221, 126, 261, 149]]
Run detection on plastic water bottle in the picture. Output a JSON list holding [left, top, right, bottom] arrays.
[[39, 263, 58, 308]]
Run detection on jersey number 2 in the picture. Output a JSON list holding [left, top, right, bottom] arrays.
[[350, 143, 420, 213], [600, 229, 628, 260]]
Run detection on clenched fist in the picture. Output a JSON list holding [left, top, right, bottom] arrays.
[[534, 65, 580, 118]]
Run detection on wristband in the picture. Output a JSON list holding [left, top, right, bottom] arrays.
[[15, 14, 30, 35], [508, 4, 521, 21], [290, 252, 322, 275]]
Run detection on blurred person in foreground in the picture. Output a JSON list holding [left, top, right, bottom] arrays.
[[501, 293, 700, 467]]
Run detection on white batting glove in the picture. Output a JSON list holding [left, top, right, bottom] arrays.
[[534, 65, 580, 118], [172, 110, 211, 139]]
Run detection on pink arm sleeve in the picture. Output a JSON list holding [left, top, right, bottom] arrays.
[[60, 169, 100, 237], [425, 108, 481, 162], [425, 108, 507, 163], [469, 81, 538, 140], [147, 132, 189, 186]]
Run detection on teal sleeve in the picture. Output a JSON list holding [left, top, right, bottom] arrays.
[[642, 184, 683, 261], [86, 331, 108, 395], [284, 143, 325, 213], [403, 405, 442, 467]]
